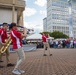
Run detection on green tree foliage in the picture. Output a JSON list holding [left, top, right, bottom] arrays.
[[40, 31, 69, 39], [50, 31, 69, 39]]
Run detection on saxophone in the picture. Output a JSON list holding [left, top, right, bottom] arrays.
[[0, 37, 12, 53]]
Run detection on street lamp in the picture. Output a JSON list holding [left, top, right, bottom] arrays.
[[67, 0, 73, 39]]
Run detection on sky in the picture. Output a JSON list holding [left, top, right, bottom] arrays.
[[23, 0, 47, 33]]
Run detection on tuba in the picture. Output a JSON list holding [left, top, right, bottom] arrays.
[[0, 25, 24, 53]]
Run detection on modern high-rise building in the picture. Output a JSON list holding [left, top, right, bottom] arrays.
[[43, 17, 47, 32], [43, 0, 76, 38], [0, 0, 25, 26]]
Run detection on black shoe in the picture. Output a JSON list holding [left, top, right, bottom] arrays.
[[0, 65, 4, 68], [0, 61, 4, 62], [49, 54, 52, 56], [43, 54, 47, 56], [7, 63, 14, 67]]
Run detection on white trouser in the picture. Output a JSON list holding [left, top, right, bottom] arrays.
[[14, 47, 25, 69], [43, 42, 50, 54]]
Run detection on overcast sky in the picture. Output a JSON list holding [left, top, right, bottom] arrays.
[[23, 0, 47, 33]]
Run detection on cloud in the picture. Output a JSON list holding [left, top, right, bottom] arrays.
[[40, 10, 47, 16], [23, 7, 37, 17], [24, 22, 35, 28], [24, 21, 43, 33], [34, 0, 46, 7]]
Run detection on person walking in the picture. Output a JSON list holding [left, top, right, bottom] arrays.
[[9, 23, 26, 75]]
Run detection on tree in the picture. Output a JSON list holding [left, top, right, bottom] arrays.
[[50, 31, 69, 39]]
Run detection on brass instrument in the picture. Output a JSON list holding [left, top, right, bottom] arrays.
[[0, 37, 12, 53]]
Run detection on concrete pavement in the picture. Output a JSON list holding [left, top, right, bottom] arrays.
[[0, 48, 76, 75]]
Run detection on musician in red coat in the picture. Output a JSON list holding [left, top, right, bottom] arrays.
[[42, 33, 52, 56]]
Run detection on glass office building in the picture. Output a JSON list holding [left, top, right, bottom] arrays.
[[43, 0, 76, 38], [43, 17, 47, 32]]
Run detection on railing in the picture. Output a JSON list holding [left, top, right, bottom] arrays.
[[0, 0, 25, 7]]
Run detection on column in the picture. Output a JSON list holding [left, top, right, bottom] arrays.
[[68, 0, 73, 38], [22, 13, 24, 26], [19, 12, 24, 26], [12, 0, 15, 22]]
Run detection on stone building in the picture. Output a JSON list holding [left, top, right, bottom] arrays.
[[0, 0, 25, 26]]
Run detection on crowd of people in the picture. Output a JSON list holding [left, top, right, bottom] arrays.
[[50, 39, 76, 48], [37, 34, 76, 49]]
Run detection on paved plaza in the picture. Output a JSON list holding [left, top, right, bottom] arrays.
[[0, 48, 76, 75]]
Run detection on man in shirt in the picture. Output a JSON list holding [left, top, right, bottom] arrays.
[[42, 33, 52, 56], [0, 27, 5, 68], [0, 23, 14, 67], [9, 23, 26, 75]]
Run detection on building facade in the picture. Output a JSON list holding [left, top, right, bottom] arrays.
[[43, 0, 76, 38], [43, 17, 47, 32], [0, 0, 25, 26]]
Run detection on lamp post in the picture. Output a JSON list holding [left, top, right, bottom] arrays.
[[67, 0, 73, 39]]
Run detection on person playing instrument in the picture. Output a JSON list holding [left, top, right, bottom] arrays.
[[0, 25, 5, 68], [0, 23, 14, 67], [42, 33, 52, 56], [9, 23, 26, 75]]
